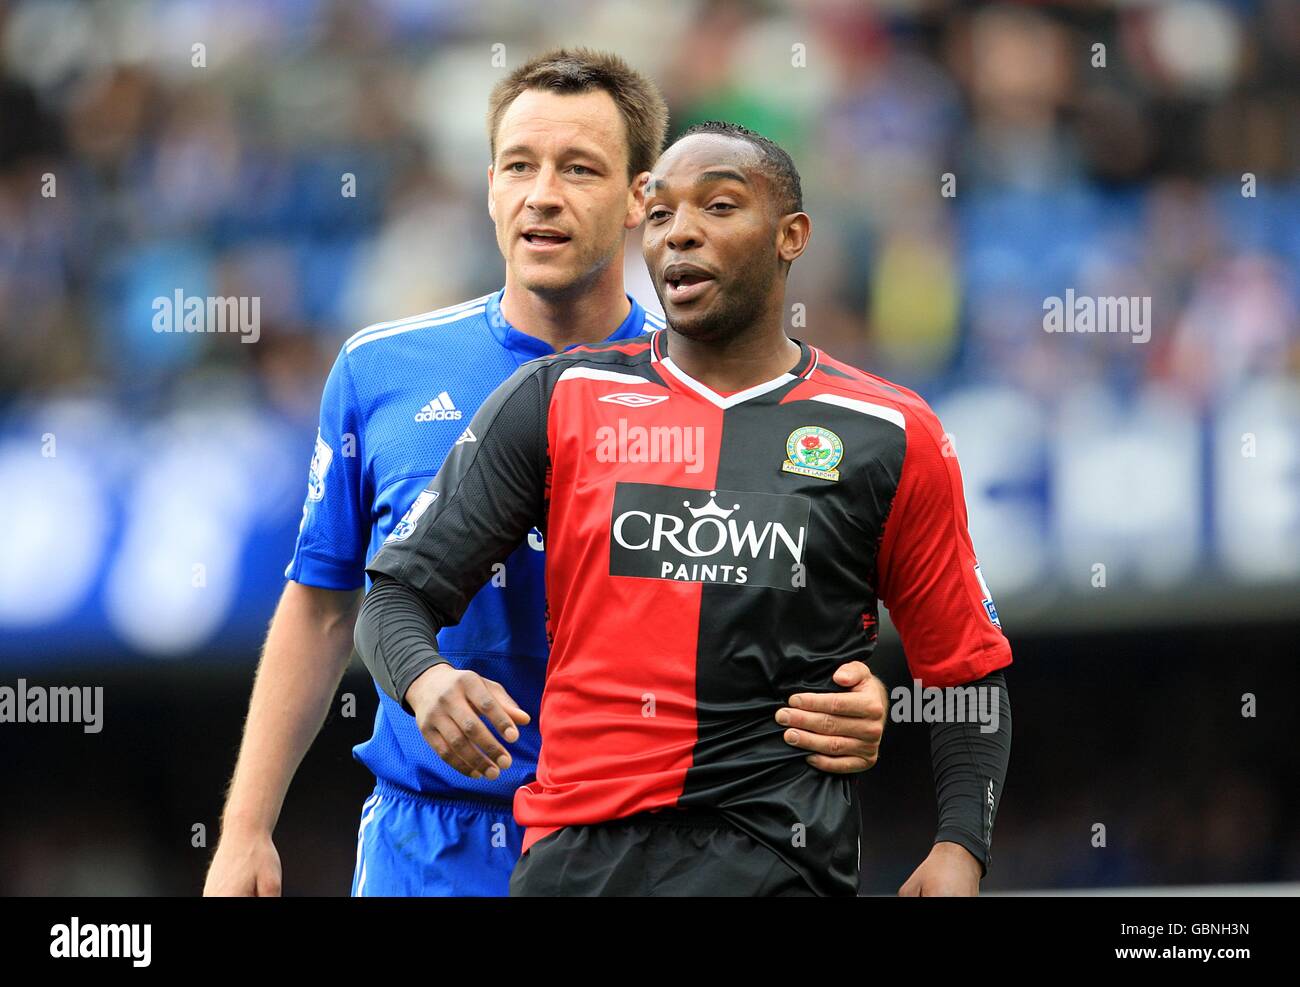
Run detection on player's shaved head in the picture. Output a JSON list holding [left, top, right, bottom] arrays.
[[671, 120, 803, 216]]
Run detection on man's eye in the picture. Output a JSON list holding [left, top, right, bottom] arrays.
[[648, 209, 670, 222], [708, 202, 736, 212], [506, 162, 530, 173], [569, 165, 594, 176]]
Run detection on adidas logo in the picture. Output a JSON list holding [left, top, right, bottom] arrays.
[[415, 392, 463, 422]]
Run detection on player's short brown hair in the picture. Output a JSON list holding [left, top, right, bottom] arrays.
[[487, 48, 669, 181]]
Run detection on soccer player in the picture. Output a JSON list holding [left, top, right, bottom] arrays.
[[354, 121, 1014, 897], [204, 52, 889, 898]]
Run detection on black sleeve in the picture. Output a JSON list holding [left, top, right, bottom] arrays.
[[929, 669, 1011, 878], [354, 360, 550, 706], [353, 574, 447, 712]]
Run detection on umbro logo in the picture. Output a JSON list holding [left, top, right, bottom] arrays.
[[598, 391, 669, 408], [415, 392, 463, 422]]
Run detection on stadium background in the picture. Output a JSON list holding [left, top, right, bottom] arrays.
[[2, 0, 1297, 895]]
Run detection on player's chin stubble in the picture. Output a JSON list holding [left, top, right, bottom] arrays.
[[659, 262, 775, 346], [516, 237, 618, 299]]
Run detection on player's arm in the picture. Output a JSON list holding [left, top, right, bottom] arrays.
[[354, 361, 550, 779], [900, 668, 1011, 895], [205, 348, 370, 897], [778, 661, 889, 773], [876, 401, 1014, 896], [204, 582, 359, 896]]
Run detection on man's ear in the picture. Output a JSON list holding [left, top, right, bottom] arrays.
[[487, 165, 496, 222], [625, 171, 650, 230], [777, 212, 812, 264]]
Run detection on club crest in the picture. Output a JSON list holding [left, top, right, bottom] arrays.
[[782, 426, 843, 481]]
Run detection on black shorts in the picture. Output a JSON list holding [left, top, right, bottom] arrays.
[[509, 807, 818, 897]]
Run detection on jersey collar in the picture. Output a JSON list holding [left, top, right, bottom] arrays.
[[486, 286, 650, 363], [649, 328, 818, 409]]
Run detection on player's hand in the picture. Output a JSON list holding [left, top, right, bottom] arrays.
[[405, 663, 531, 780], [203, 826, 282, 896], [777, 660, 887, 773], [898, 841, 982, 896]]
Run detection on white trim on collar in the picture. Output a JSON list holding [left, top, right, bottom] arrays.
[[659, 356, 797, 410]]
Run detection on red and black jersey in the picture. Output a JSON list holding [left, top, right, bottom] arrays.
[[366, 330, 1013, 896]]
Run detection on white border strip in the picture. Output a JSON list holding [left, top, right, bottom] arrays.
[[558, 366, 661, 385], [346, 307, 485, 354], [660, 357, 796, 410], [345, 294, 493, 350], [352, 794, 383, 897], [809, 393, 905, 429]]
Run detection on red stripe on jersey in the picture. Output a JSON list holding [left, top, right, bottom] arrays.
[[558, 339, 653, 358], [810, 349, 914, 401], [784, 351, 922, 424], [512, 369, 726, 833], [874, 390, 1013, 688]]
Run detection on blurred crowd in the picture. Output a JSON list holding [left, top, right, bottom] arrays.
[[2, 0, 1299, 421]]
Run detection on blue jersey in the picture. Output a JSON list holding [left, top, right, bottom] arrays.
[[286, 287, 662, 800]]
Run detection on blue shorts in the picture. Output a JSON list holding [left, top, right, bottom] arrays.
[[350, 781, 523, 896]]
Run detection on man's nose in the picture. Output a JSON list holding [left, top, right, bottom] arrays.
[[524, 165, 564, 212], [665, 209, 702, 251]]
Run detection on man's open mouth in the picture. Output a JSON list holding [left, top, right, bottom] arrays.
[[664, 263, 717, 303], [522, 230, 572, 246]]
